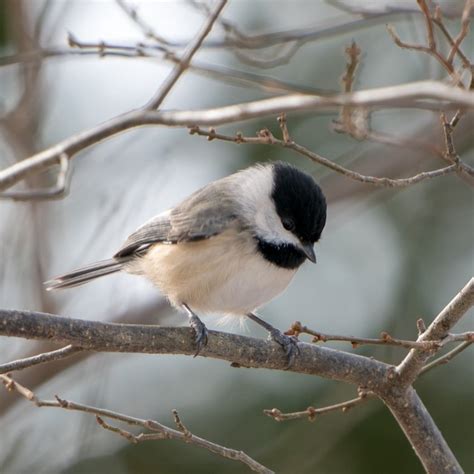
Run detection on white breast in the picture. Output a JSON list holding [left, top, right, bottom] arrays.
[[126, 227, 297, 315]]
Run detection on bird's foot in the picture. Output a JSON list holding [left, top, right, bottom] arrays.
[[269, 328, 300, 369], [183, 304, 208, 357], [246, 312, 300, 369]]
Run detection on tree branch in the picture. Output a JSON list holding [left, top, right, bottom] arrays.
[[0, 374, 272, 474], [382, 386, 462, 474], [0, 344, 82, 374], [264, 390, 373, 422], [397, 277, 474, 386], [420, 341, 473, 375], [0, 293, 469, 473], [286, 322, 446, 350], [145, 0, 227, 109], [115, 0, 172, 45], [0, 309, 391, 388], [1, 80, 472, 194], [189, 125, 459, 188]]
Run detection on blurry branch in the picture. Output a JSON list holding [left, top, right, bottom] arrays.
[[440, 106, 474, 177], [0, 41, 330, 96], [189, 0, 308, 69], [1, 80, 472, 197], [188, 121, 459, 188], [1, 275, 472, 473], [333, 41, 370, 140], [264, 389, 374, 422], [115, 0, 172, 45], [397, 277, 474, 386], [332, 34, 473, 178], [0, 375, 272, 474], [0, 152, 71, 201], [145, 0, 227, 109], [107, 7, 422, 50], [387, 23, 454, 77], [285, 321, 473, 350], [0, 345, 82, 374], [386, 0, 474, 179], [446, 0, 473, 66], [387, 0, 472, 84]]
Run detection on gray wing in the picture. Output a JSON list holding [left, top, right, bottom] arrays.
[[114, 181, 239, 258]]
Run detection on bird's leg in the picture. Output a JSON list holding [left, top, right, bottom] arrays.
[[246, 312, 300, 368], [182, 303, 208, 357]]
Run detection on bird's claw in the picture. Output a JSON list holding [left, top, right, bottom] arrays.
[[189, 314, 209, 357], [269, 329, 300, 369]]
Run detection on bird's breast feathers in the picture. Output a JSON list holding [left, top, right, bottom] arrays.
[[126, 228, 296, 315]]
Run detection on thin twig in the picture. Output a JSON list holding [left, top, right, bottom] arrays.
[[0, 374, 273, 474], [189, 0, 305, 68], [63, 37, 331, 95], [335, 41, 370, 139], [341, 41, 361, 94], [232, 41, 304, 69], [145, 0, 227, 109], [264, 391, 373, 422], [286, 321, 443, 350], [447, 0, 473, 65], [432, 17, 470, 68], [420, 341, 473, 375], [441, 332, 474, 344], [172, 409, 192, 439], [417, 0, 436, 50], [96, 416, 144, 444], [115, 0, 171, 45], [0, 344, 82, 374], [189, 125, 458, 188], [386, 24, 455, 76]]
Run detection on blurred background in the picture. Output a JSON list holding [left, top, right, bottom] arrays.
[[0, 1, 473, 473]]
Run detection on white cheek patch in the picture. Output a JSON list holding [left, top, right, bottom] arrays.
[[255, 205, 300, 246], [231, 164, 301, 246]]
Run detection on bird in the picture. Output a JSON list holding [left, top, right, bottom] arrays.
[[46, 161, 327, 366]]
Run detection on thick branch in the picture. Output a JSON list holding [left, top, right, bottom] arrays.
[[0, 308, 467, 471], [0, 309, 390, 390], [1, 80, 473, 193], [383, 386, 462, 474]]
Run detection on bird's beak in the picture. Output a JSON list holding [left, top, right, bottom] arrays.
[[301, 242, 316, 263]]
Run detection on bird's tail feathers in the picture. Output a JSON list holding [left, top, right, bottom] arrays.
[[45, 258, 129, 290]]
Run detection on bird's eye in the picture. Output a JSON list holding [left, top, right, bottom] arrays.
[[282, 218, 295, 231]]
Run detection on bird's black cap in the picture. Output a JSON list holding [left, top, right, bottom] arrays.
[[256, 162, 327, 270], [272, 162, 327, 244]]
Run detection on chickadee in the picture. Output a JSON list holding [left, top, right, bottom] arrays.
[[46, 161, 327, 365]]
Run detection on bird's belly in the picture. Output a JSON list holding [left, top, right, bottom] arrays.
[[128, 230, 297, 315], [202, 256, 296, 314]]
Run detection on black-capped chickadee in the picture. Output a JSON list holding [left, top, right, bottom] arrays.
[[46, 161, 327, 365]]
